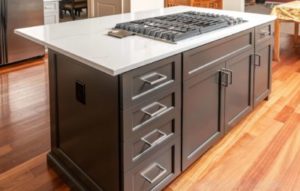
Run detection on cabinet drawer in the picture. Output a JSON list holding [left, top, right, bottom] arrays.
[[124, 139, 180, 191], [44, 2, 59, 13], [255, 23, 273, 45], [122, 87, 180, 140], [183, 29, 254, 79], [121, 54, 181, 109], [123, 117, 180, 171]]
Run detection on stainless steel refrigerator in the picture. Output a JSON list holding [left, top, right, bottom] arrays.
[[0, 0, 45, 66]]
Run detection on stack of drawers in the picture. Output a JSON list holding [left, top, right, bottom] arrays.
[[120, 54, 182, 190]]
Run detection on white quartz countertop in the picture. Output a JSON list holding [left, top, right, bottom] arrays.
[[15, 6, 276, 76]]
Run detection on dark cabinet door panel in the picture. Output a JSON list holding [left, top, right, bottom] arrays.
[[254, 42, 272, 106], [225, 50, 253, 132], [182, 63, 225, 170]]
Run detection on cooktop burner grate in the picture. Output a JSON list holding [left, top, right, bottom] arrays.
[[112, 11, 247, 44]]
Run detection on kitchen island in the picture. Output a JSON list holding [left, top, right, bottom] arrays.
[[16, 6, 275, 191]]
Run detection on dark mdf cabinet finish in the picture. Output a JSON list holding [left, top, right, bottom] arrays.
[[46, 22, 273, 191], [182, 28, 255, 169], [47, 52, 120, 191], [253, 42, 272, 106], [47, 50, 182, 191], [182, 63, 225, 170], [224, 50, 254, 132], [253, 22, 273, 106]]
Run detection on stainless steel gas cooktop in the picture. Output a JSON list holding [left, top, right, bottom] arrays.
[[111, 11, 247, 44]]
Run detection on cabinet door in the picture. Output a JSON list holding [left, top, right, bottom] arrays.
[[175, 0, 191, 6], [182, 63, 225, 170], [224, 50, 253, 132], [93, 0, 121, 17], [253, 42, 272, 106]]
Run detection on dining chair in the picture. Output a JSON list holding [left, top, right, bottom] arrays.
[[63, 0, 88, 20]]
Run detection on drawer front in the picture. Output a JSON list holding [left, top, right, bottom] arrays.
[[255, 23, 273, 45], [183, 29, 254, 80], [121, 54, 181, 109], [44, 2, 59, 13], [123, 116, 180, 171], [122, 87, 180, 140], [124, 139, 180, 191]]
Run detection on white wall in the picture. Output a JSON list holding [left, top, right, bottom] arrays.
[[223, 0, 245, 12], [130, 0, 164, 12]]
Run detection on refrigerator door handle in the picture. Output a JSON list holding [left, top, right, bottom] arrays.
[[0, 0, 8, 65], [0, 0, 3, 64]]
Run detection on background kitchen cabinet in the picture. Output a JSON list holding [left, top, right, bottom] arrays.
[[93, 0, 122, 16], [89, 0, 165, 17], [165, 0, 223, 9], [44, 0, 60, 24], [131, 0, 164, 12]]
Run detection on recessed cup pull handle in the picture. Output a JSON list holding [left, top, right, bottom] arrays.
[[141, 102, 168, 118], [141, 129, 168, 147], [140, 163, 168, 184], [140, 72, 167, 86]]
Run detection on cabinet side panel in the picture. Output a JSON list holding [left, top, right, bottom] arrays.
[[48, 50, 120, 191]]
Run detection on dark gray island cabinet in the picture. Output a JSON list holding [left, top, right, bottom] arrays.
[[47, 23, 273, 191]]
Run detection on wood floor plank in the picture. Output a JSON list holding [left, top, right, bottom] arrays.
[[0, 60, 50, 174], [0, 145, 12, 157], [234, 113, 300, 191]]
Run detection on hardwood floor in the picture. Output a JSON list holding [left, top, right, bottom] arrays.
[[0, 35, 300, 191], [0, 57, 50, 174]]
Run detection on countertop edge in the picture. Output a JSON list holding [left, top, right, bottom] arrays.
[[15, 30, 116, 76], [15, 8, 276, 76]]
